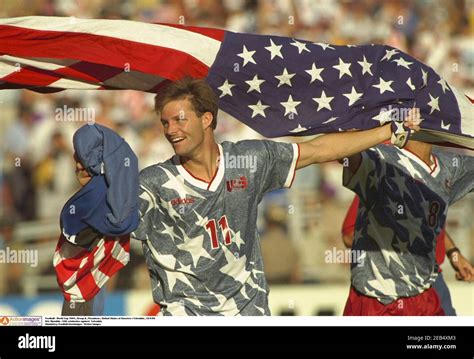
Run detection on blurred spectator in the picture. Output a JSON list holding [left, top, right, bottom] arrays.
[[33, 130, 76, 220], [3, 102, 37, 221], [261, 204, 301, 284]]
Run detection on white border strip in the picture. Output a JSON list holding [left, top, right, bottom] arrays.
[[41, 316, 474, 327]]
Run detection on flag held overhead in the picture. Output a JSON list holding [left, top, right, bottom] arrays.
[[0, 16, 472, 149]]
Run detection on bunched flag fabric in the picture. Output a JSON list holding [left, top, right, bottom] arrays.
[[0, 16, 473, 148], [53, 234, 130, 302]]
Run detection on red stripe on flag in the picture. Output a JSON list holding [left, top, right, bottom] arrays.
[[2, 66, 66, 87], [0, 24, 214, 81], [77, 272, 101, 300], [54, 235, 130, 301]]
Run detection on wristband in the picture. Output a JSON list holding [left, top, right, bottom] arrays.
[[390, 121, 411, 148], [446, 247, 460, 259]]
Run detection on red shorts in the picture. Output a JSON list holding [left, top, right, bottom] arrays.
[[343, 286, 445, 316]]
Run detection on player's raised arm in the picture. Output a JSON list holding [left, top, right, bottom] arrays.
[[296, 108, 421, 169]]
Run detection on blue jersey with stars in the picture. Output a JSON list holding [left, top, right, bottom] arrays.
[[343, 144, 474, 304], [132, 140, 298, 315]]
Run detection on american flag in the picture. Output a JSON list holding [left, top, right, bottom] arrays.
[[0, 16, 473, 149], [53, 234, 130, 302]]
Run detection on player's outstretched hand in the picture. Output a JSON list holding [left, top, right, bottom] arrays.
[[404, 107, 422, 133], [450, 252, 474, 282]]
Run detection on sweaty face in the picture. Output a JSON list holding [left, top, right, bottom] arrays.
[[161, 99, 206, 158]]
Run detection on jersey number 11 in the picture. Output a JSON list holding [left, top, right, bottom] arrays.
[[205, 215, 232, 249]]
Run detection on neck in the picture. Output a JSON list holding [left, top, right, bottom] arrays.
[[181, 136, 219, 182], [404, 140, 433, 165]]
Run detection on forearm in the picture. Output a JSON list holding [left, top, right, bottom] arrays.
[[444, 231, 455, 252], [297, 124, 391, 168], [316, 124, 391, 161]]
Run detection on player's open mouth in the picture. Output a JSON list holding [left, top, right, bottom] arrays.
[[170, 137, 185, 144]]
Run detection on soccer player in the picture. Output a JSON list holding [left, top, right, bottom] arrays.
[[341, 139, 474, 315], [132, 77, 419, 316], [341, 195, 473, 316]]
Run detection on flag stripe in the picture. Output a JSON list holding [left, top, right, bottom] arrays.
[[54, 235, 130, 302]]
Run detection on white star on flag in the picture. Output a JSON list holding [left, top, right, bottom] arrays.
[[392, 57, 413, 69], [264, 39, 283, 60], [281, 95, 301, 116], [381, 48, 398, 61], [248, 100, 269, 118], [427, 93, 440, 114], [289, 124, 308, 133], [237, 45, 256, 66], [372, 77, 394, 94], [421, 68, 428, 87], [437, 78, 450, 93], [372, 108, 396, 124], [290, 39, 310, 54], [313, 42, 335, 50], [332, 57, 352, 79], [343, 86, 363, 106], [441, 120, 451, 130], [313, 90, 334, 111], [275, 67, 296, 87], [218, 79, 235, 98], [245, 74, 265, 93], [305, 63, 324, 83], [357, 55, 373, 76]]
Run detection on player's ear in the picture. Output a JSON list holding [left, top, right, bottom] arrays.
[[201, 112, 213, 130]]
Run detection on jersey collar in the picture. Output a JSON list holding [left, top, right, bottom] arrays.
[[399, 147, 440, 177], [172, 144, 225, 192]]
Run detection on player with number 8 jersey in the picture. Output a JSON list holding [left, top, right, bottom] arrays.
[[342, 141, 474, 315]]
